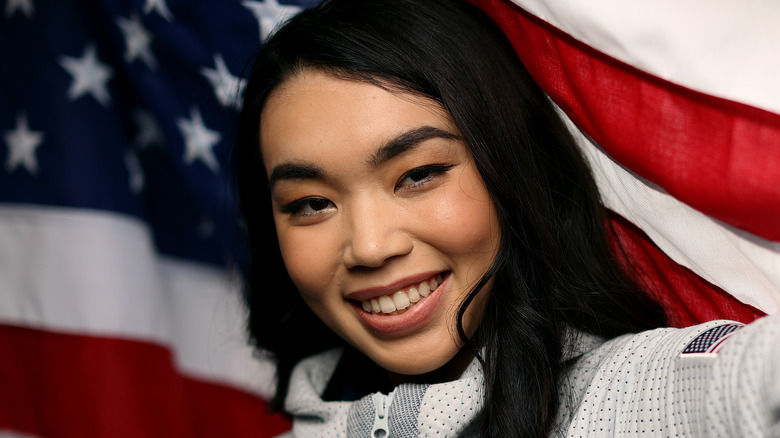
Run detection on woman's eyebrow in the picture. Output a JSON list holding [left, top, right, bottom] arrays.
[[268, 126, 458, 188], [370, 126, 459, 167], [268, 162, 324, 189]]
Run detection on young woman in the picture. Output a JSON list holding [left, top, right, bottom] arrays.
[[234, 0, 780, 436]]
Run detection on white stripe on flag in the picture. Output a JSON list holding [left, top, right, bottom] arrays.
[[558, 110, 780, 314], [0, 205, 275, 398], [510, 0, 780, 115], [159, 255, 276, 399]]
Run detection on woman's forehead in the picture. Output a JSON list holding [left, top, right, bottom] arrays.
[[259, 70, 458, 167]]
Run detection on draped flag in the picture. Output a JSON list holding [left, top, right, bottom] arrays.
[[3, 0, 779, 436], [0, 0, 318, 436], [470, 0, 780, 326]]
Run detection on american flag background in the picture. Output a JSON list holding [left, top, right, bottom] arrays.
[[1, 0, 778, 436], [0, 0, 316, 436], [469, 0, 780, 326]]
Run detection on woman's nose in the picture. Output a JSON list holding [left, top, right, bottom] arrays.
[[342, 201, 412, 269]]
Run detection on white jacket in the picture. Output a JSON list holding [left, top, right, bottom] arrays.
[[280, 315, 780, 437]]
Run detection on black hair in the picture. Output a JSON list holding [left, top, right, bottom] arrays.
[[234, 0, 666, 436]]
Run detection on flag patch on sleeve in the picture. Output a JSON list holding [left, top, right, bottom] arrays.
[[681, 323, 744, 356]]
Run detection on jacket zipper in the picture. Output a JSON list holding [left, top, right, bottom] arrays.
[[371, 390, 395, 438]]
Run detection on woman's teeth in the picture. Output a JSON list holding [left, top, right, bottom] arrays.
[[360, 274, 443, 314]]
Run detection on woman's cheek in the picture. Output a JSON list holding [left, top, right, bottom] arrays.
[[427, 180, 497, 254], [277, 224, 341, 300]]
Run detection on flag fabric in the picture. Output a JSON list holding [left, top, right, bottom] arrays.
[[470, 0, 780, 326], [3, 0, 779, 436], [0, 0, 319, 436]]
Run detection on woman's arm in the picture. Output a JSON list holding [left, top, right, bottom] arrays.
[[559, 315, 780, 436]]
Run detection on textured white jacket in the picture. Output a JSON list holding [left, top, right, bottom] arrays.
[[279, 315, 780, 437]]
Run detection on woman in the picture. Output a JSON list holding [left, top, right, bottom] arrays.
[[234, 0, 779, 436]]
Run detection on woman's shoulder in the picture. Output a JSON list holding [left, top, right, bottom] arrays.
[[558, 315, 780, 436], [582, 318, 748, 361], [564, 318, 752, 396]]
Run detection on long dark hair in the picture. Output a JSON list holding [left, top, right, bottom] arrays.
[[234, 0, 666, 436]]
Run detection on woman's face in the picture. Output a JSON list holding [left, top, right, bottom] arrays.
[[260, 70, 500, 377]]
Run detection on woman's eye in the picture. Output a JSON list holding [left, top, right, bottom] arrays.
[[396, 164, 454, 190], [280, 197, 335, 216]]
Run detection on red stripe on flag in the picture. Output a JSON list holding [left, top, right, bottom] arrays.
[[472, 0, 780, 242], [609, 213, 766, 327], [0, 324, 290, 438]]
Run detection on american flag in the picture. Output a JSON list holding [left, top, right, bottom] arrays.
[[0, 0, 316, 436], [470, 0, 780, 326], [2, 0, 778, 436]]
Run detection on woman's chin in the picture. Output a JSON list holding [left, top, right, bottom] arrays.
[[371, 345, 475, 385], [380, 358, 449, 377]]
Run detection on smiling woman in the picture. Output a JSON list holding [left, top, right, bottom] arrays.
[[233, 0, 780, 437], [261, 71, 499, 378], [234, 0, 666, 435]]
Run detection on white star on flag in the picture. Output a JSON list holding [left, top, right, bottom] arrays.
[[5, 0, 34, 18], [117, 13, 158, 70], [242, 0, 301, 42], [4, 113, 44, 174], [144, 0, 173, 21], [177, 107, 221, 172], [58, 43, 114, 107], [124, 150, 145, 193], [132, 109, 164, 149], [200, 54, 247, 109]]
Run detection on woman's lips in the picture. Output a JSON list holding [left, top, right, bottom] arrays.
[[352, 272, 449, 338], [359, 273, 443, 314]]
